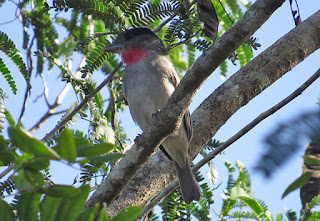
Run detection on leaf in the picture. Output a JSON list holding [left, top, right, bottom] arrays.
[[76, 143, 115, 157], [77, 204, 99, 221], [9, 126, 60, 160], [0, 31, 29, 87], [22, 157, 50, 170], [87, 153, 125, 164], [24, 167, 45, 187], [17, 191, 42, 221], [40, 195, 63, 221], [41, 185, 82, 198], [239, 196, 268, 220], [0, 136, 16, 165], [12, 171, 33, 191], [0, 58, 17, 95], [55, 128, 77, 163], [112, 206, 143, 221], [230, 186, 249, 199], [96, 207, 110, 221], [0, 199, 15, 221], [41, 185, 90, 221], [56, 185, 90, 221], [282, 172, 312, 199], [303, 155, 320, 166]]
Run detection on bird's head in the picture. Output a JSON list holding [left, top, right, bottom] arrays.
[[102, 27, 167, 66]]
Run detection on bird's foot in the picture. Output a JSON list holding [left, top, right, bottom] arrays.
[[134, 133, 142, 145], [152, 109, 161, 120]]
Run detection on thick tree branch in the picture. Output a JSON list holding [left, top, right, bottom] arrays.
[[138, 66, 320, 219], [85, 0, 287, 211], [103, 10, 320, 217]]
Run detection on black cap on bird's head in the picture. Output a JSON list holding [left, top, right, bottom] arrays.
[[102, 27, 167, 55]]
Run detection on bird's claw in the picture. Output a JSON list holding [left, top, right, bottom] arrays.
[[152, 109, 161, 119], [134, 133, 142, 145]]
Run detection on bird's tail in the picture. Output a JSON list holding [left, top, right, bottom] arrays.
[[174, 162, 202, 204]]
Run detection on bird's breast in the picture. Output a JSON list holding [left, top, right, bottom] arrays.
[[122, 57, 176, 130]]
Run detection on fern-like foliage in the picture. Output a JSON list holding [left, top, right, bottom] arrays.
[[0, 92, 5, 131], [256, 111, 320, 177], [0, 179, 15, 197], [159, 168, 214, 220], [219, 161, 272, 220], [127, 1, 178, 27], [81, 40, 110, 76], [0, 31, 29, 90], [0, 58, 17, 95]]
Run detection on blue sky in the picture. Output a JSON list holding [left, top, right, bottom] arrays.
[[1, 0, 320, 218]]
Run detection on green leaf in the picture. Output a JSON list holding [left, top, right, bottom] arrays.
[[0, 199, 15, 221], [112, 206, 143, 221], [0, 135, 16, 165], [41, 185, 82, 198], [96, 207, 110, 221], [0, 58, 17, 95], [40, 185, 90, 221], [4, 109, 15, 127], [275, 213, 284, 221], [23, 157, 50, 170], [9, 126, 60, 159], [17, 191, 42, 221], [230, 186, 249, 199], [24, 167, 45, 187], [55, 128, 77, 163], [303, 155, 320, 166], [282, 172, 312, 199], [77, 204, 100, 221], [87, 153, 125, 164], [12, 170, 33, 191], [55, 185, 90, 221], [40, 195, 63, 221], [77, 142, 115, 157], [0, 31, 29, 87], [239, 196, 268, 220]]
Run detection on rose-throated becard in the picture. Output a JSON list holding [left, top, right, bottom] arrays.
[[102, 27, 201, 204]]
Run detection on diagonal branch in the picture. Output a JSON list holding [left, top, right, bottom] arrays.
[[104, 10, 320, 217], [85, 0, 288, 210], [139, 66, 320, 219]]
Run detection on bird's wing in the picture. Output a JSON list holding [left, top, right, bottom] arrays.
[[168, 69, 193, 145]]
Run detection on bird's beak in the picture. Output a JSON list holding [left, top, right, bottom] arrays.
[[102, 43, 122, 53]]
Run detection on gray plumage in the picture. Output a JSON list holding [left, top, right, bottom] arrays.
[[103, 28, 201, 204]]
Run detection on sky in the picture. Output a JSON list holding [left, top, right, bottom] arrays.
[[1, 0, 320, 219]]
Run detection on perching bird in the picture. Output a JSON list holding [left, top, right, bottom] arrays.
[[102, 27, 201, 204], [197, 0, 219, 39]]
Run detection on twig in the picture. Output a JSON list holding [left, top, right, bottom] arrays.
[[138, 67, 320, 219], [42, 63, 122, 142], [29, 83, 72, 134]]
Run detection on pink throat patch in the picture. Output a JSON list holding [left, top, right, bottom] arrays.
[[121, 47, 149, 66]]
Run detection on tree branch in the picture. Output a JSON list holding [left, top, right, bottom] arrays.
[[85, 0, 288, 212], [104, 9, 320, 217]]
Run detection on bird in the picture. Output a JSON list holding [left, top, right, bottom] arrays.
[[102, 27, 202, 204], [197, 0, 219, 39]]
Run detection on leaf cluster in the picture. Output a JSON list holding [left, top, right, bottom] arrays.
[[0, 125, 134, 220]]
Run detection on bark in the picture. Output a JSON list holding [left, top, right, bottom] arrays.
[[104, 11, 320, 217]]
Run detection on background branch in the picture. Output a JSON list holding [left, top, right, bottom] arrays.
[[41, 63, 122, 142]]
